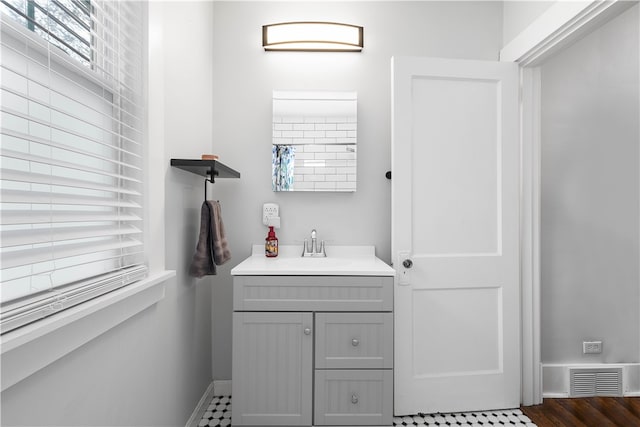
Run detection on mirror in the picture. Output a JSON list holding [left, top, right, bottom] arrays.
[[272, 90, 357, 192]]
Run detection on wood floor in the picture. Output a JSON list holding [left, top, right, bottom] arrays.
[[521, 397, 640, 427]]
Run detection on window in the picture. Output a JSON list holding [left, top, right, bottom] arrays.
[[2, 0, 92, 66], [0, 1, 146, 333]]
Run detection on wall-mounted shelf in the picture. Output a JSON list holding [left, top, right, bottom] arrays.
[[170, 159, 241, 180]]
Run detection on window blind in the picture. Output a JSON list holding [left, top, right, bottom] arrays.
[[0, 0, 147, 333]]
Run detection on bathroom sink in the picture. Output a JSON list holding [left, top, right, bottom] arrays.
[[231, 245, 395, 276]]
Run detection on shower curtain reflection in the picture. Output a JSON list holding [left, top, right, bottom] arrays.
[[272, 144, 296, 191]]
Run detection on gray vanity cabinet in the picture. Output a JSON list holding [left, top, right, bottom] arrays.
[[232, 275, 393, 427]]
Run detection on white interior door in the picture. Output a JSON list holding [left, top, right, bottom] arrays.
[[391, 56, 520, 415]]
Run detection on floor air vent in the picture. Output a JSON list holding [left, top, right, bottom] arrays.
[[569, 368, 623, 397]]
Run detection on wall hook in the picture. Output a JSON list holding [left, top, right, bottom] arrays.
[[204, 169, 219, 200]]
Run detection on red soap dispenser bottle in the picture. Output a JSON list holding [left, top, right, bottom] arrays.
[[265, 226, 278, 257]]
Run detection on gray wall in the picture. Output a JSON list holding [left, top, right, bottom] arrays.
[[540, 4, 639, 364], [0, 2, 215, 426], [502, 1, 554, 47], [210, 1, 504, 381]]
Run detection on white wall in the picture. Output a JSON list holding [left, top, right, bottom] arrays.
[[502, 0, 555, 47], [0, 2, 215, 425], [209, 0, 504, 381], [540, 4, 639, 364]]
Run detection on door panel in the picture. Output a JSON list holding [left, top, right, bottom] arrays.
[[392, 56, 520, 415], [412, 287, 501, 376], [411, 77, 500, 256]]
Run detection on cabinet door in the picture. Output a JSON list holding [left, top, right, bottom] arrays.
[[232, 312, 313, 426]]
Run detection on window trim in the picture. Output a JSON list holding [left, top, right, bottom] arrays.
[[0, 269, 174, 391]]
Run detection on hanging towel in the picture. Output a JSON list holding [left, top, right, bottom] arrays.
[[209, 200, 231, 265], [189, 201, 231, 278], [189, 202, 216, 277]]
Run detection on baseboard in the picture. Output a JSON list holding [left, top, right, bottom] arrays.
[[542, 363, 640, 398], [185, 382, 215, 427], [542, 392, 570, 398], [214, 379, 232, 396]]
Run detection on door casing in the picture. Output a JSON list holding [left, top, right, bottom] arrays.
[[502, 0, 637, 406]]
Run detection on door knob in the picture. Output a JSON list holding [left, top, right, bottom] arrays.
[[304, 327, 311, 335], [402, 259, 413, 269]]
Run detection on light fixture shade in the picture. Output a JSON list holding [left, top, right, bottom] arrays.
[[262, 22, 364, 52]]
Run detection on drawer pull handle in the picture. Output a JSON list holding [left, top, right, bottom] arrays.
[[351, 338, 360, 347], [351, 394, 359, 404], [304, 327, 311, 335]]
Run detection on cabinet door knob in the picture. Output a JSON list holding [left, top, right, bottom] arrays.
[[304, 327, 311, 335], [351, 394, 359, 404], [351, 338, 359, 347]]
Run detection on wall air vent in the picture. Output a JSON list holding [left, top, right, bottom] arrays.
[[569, 368, 623, 397]]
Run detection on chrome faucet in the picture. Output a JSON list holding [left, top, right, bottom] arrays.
[[302, 229, 326, 257]]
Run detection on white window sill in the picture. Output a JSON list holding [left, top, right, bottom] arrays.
[[0, 270, 175, 391]]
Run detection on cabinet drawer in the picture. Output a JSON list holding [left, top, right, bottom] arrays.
[[314, 369, 393, 426], [315, 313, 393, 369], [233, 276, 393, 311]]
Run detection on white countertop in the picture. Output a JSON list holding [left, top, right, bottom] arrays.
[[231, 245, 395, 276]]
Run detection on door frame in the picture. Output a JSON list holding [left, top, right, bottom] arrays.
[[500, 0, 637, 406]]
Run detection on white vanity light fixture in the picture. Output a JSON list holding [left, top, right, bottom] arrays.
[[262, 22, 364, 52]]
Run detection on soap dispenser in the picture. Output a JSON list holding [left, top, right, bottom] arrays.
[[265, 226, 278, 257]]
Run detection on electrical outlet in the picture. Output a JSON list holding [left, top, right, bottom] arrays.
[[583, 341, 602, 354], [262, 203, 279, 226]]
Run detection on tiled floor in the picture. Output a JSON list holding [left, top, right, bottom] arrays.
[[198, 396, 537, 427], [199, 396, 231, 427]]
